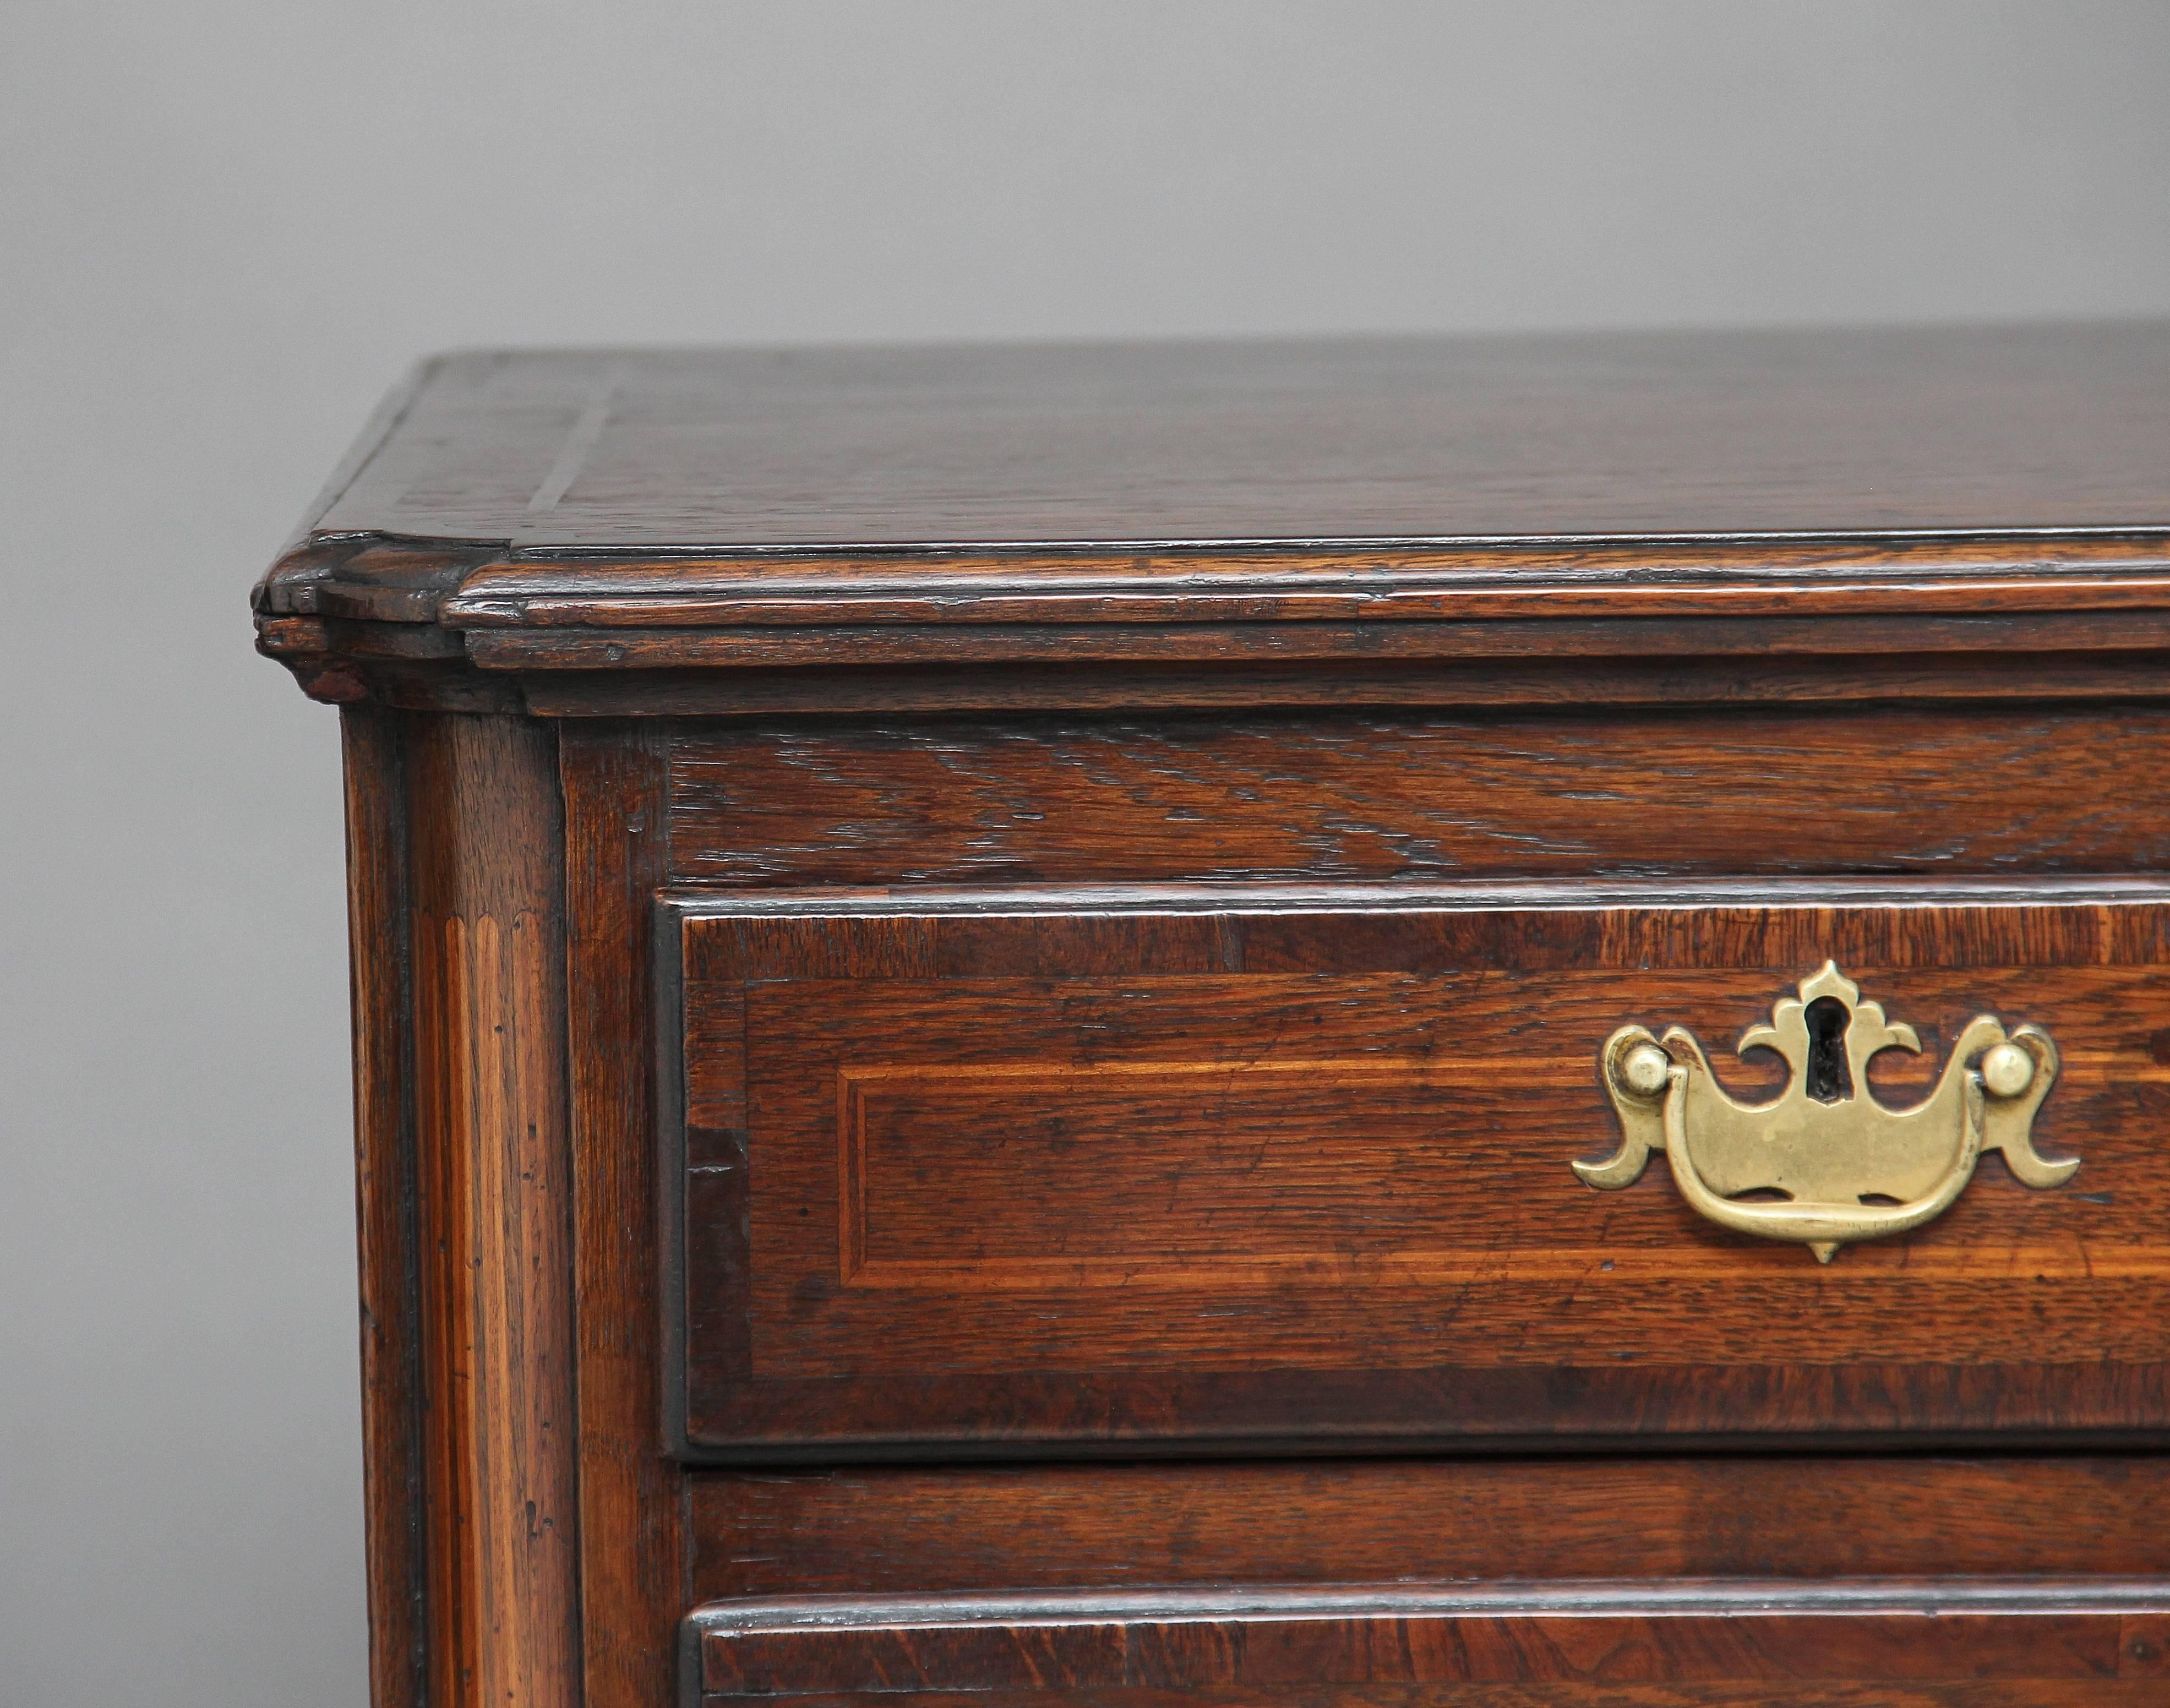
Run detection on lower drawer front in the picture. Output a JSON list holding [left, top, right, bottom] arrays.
[[664, 883, 2170, 1454], [689, 1586, 2169, 1707], [685, 1456, 2170, 1705]]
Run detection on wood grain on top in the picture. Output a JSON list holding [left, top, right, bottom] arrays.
[[312, 326, 2170, 551]]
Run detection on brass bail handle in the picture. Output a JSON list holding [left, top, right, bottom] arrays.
[[1574, 962, 2078, 1262]]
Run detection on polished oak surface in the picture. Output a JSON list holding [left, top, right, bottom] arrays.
[[264, 331, 2170, 1708], [303, 326, 2170, 549], [255, 327, 2170, 693]]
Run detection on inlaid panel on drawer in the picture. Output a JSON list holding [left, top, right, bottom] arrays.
[[659, 881, 2170, 1456]]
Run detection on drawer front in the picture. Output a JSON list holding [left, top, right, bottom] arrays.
[[683, 1457, 2170, 1705], [661, 883, 2170, 1455], [686, 1584, 2169, 1707]]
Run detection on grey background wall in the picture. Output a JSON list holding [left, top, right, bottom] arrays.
[[4, 3, 2169, 1702]]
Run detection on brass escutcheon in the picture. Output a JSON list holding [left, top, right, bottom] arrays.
[[1575, 962, 2078, 1262]]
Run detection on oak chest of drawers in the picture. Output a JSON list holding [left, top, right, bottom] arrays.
[[259, 327, 2170, 1707]]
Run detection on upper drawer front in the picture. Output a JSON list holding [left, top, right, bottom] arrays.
[[663, 885, 2170, 1456]]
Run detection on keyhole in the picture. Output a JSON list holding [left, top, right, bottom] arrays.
[[1804, 996, 1853, 1103]]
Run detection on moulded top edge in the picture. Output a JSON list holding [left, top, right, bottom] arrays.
[[263, 324, 2170, 600]]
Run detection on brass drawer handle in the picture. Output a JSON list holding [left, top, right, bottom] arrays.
[[1576, 963, 2078, 1262]]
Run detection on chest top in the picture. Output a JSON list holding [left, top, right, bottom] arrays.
[[254, 324, 2170, 710]]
